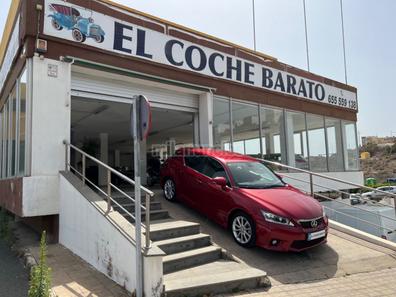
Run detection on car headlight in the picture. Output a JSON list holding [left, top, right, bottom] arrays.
[[261, 210, 294, 226]]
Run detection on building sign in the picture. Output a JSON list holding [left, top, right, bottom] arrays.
[[44, 0, 357, 110], [0, 16, 20, 96]]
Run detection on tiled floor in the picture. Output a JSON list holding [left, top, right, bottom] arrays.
[[220, 267, 396, 297], [29, 244, 130, 297]]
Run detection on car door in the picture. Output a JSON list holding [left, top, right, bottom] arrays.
[[199, 157, 233, 224], [181, 155, 208, 211]]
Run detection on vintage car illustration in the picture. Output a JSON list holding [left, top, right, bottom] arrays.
[[48, 4, 105, 43]]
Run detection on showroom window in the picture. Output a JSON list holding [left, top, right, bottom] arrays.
[[286, 111, 308, 169], [10, 87, 17, 177], [0, 66, 28, 180], [19, 69, 27, 175], [342, 121, 359, 170], [260, 106, 286, 164], [2, 100, 8, 178], [211, 96, 359, 172], [231, 101, 260, 157], [306, 114, 327, 172], [213, 97, 231, 151], [326, 118, 344, 171]]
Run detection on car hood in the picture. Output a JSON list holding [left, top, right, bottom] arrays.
[[238, 186, 323, 220]]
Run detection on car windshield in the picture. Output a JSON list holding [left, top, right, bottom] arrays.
[[227, 161, 285, 189]]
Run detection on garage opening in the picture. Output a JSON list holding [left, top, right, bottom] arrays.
[[70, 96, 196, 186]]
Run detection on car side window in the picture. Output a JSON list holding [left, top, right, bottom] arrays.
[[201, 158, 230, 184], [185, 156, 230, 184], [185, 156, 206, 174]]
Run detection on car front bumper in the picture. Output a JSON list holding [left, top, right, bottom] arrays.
[[255, 218, 329, 252]]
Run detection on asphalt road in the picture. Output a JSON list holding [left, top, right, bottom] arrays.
[[0, 240, 29, 297]]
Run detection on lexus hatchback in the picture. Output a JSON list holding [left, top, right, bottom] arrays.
[[160, 148, 328, 252]]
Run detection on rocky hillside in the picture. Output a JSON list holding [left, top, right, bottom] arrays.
[[360, 141, 396, 182]]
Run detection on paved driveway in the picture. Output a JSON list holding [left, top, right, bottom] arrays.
[[153, 187, 396, 287], [0, 240, 29, 297]]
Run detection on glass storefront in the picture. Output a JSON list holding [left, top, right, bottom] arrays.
[[326, 117, 344, 171], [261, 106, 286, 163], [0, 67, 28, 179], [213, 98, 231, 151], [306, 113, 327, 172], [343, 121, 359, 171], [231, 101, 260, 157], [213, 97, 359, 172], [286, 111, 309, 170]]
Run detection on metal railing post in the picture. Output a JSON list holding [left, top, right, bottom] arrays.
[[145, 193, 151, 251], [82, 154, 86, 185], [65, 143, 69, 171], [107, 169, 111, 212], [394, 197, 396, 216], [309, 173, 314, 197]]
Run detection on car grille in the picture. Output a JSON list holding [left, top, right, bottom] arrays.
[[291, 237, 326, 250], [298, 217, 324, 229]]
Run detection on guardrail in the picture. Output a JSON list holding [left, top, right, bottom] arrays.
[[260, 159, 396, 238], [63, 141, 154, 250]]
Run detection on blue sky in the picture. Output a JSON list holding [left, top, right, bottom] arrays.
[[1, 0, 394, 138]]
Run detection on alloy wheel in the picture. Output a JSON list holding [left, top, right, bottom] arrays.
[[164, 179, 176, 201], [232, 215, 252, 245]]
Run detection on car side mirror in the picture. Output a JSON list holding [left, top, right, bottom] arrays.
[[213, 177, 227, 188]]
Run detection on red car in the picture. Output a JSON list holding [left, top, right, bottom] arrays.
[[160, 148, 328, 252]]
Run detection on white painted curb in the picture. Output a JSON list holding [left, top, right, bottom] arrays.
[[329, 219, 396, 252]]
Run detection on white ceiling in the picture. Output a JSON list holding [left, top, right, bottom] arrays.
[[71, 97, 194, 150]]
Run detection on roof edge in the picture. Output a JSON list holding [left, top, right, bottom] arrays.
[[0, 0, 21, 68]]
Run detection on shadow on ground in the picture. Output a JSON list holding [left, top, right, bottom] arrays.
[[154, 187, 340, 285]]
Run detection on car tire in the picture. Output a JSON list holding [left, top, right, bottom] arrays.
[[163, 179, 177, 202], [72, 29, 86, 43], [230, 212, 256, 248], [51, 19, 63, 31], [94, 35, 105, 43]]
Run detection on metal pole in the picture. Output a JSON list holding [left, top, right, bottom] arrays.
[[65, 143, 69, 171], [252, 0, 257, 51], [133, 98, 143, 297], [82, 154, 86, 185], [145, 193, 151, 252], [340, 0, 348, 84], [107, 169, 111, 212], [309, 173, 314, 197], [303, 0, 310, 71]]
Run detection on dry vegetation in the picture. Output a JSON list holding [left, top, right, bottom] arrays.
[[360, 141, 396, 182]]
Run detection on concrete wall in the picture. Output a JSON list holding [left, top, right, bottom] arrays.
[[283, 171, 365, 193], [59, 172, 164, 296], [199, 92, 213, 147], [22, 176, 59, 216], [31, 56, 71, 175], [25, 56, 71, 216]]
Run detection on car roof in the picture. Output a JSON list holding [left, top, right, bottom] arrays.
[[175, 147, 258, 163]]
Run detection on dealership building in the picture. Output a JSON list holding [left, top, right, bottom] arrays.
[[0, 0, 361, 295]]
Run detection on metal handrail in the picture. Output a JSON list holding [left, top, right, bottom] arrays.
[[260, 159, 396, 199], [65, 141, 154, 197], [258, 158, 396, 236], [64, 141, 152, 250], [282, 173, 396, 209], [281, 172, 396, 224], [323, 205, 395, 233]]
